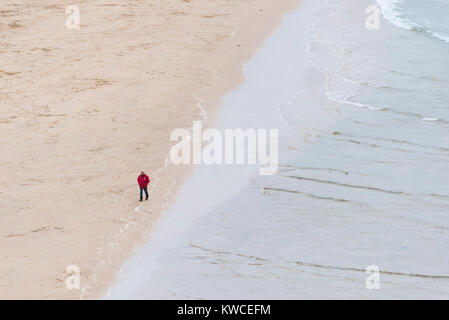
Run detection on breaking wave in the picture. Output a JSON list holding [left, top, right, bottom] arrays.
[[376, 0, 449, 44]]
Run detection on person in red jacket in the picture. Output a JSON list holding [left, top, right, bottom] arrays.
[[137, 171, 150, 201]]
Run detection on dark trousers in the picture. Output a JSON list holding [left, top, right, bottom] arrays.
[[140, 187, 148, 200]]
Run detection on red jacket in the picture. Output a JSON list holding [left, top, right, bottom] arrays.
[[138, 174, 150, 188]]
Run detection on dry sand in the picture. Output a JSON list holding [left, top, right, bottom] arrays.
[[0, 0, 299, 299]]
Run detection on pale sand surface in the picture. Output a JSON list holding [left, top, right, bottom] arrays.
[[0, 0, 299, 299]]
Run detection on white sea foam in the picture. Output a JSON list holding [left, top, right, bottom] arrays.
[[427, 30, 449, 44], [376, 0, 415, 30], [377, 0, 449, 44]]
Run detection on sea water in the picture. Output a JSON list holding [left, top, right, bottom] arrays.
[[107, 0, 449, 299]]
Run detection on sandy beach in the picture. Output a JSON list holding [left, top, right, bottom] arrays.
[[0, 0, 299, 299]]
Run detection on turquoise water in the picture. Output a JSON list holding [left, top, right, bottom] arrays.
[[107, 0, 449, 299]]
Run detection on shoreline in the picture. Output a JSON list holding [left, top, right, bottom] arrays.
[[0, 0, 300, 299], [92, 0, 302, 300]]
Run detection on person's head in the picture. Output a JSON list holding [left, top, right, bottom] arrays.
[[141, 171, 145, 176]]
